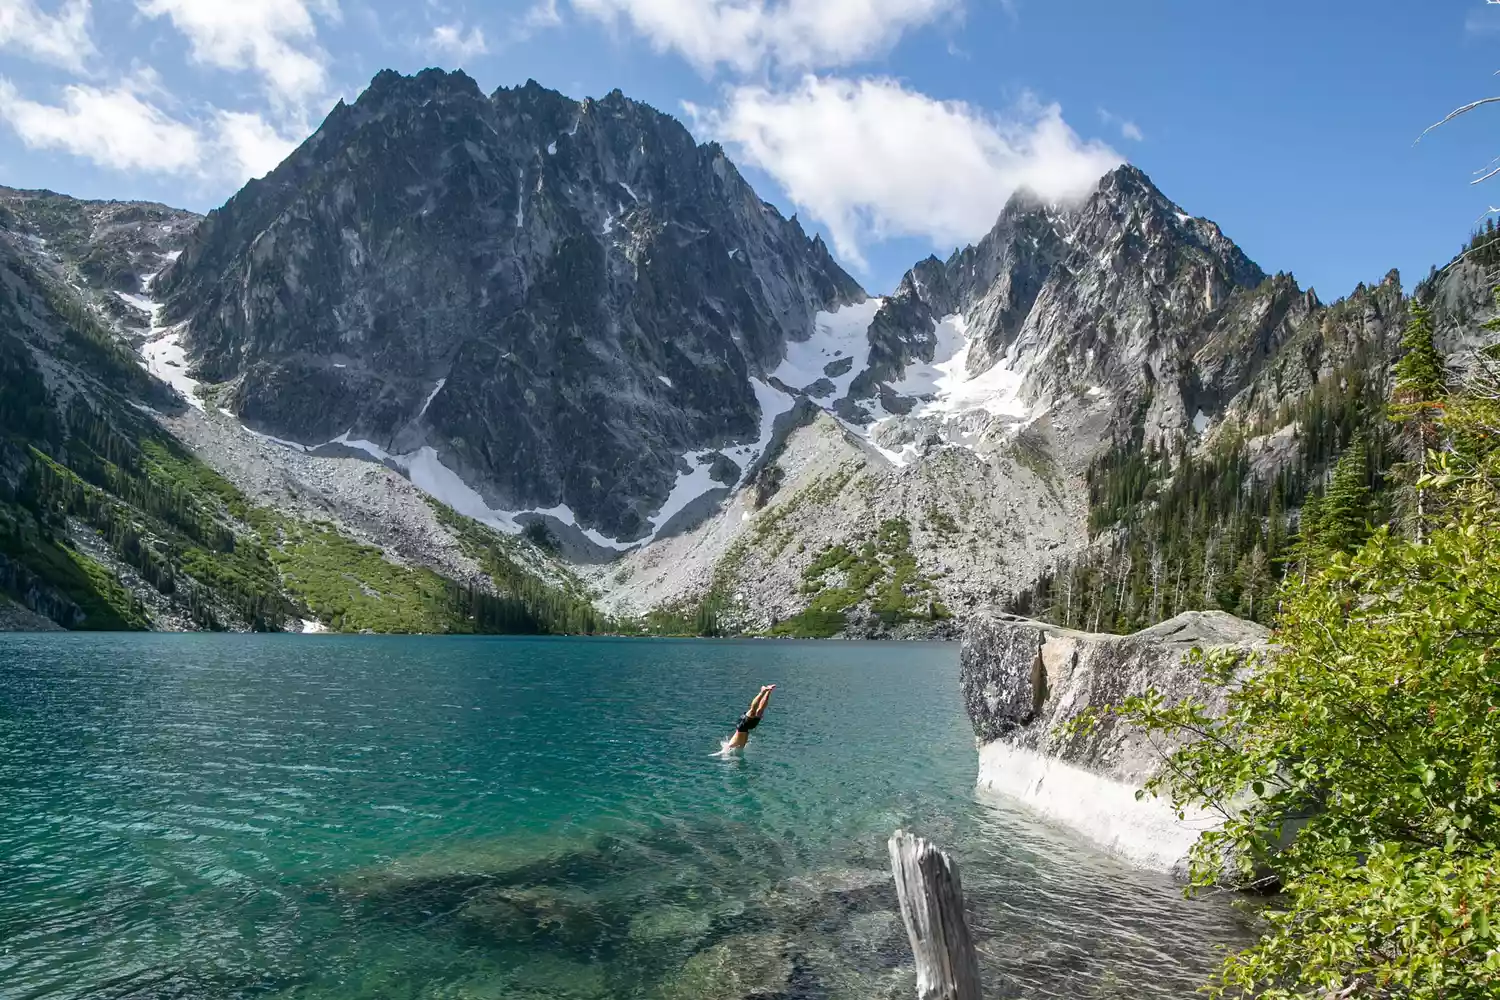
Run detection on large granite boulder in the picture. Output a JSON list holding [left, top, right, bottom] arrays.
[[959, 611, 1270, 876]]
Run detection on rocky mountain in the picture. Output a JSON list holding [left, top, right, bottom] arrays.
[[960, 610, 1271, 875], [154, 70, 864, 551], [0, 184, 598, 634], [591, 164, 1495, 636], [750, 165, 1270, 468], [5, 69, 1497, 638]]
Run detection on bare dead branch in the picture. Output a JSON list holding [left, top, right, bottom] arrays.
[[1418, 96, 1500, 143]]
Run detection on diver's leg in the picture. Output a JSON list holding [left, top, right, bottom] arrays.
[[752, 685, 774, 716]]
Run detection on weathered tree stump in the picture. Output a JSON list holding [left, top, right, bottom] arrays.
[[888, 829, 982, 1000]]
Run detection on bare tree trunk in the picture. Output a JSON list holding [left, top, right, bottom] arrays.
[[888, 830, 982, 1000]]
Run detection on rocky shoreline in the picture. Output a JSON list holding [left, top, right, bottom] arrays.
[[0, 594, 64, 632]]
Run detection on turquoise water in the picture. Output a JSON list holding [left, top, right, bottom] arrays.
[[0, 635, 1252, 1000]]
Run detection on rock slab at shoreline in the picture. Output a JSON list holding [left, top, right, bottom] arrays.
[[959, 610, 1270, 876]]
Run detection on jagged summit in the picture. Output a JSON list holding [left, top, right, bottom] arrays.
[[749, 160, 1285, 462], [153, 68, 864, 548]]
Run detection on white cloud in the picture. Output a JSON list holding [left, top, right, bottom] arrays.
[[0, 75, 202, 173], [1099, 107, 1143, 143], [212, 110, 299, 179], [0, 0, 96, 72], [426, 21, 488, 60], [519, 0, 562, 34], [570, 0, 959, 75], [689, 75, 1121, 269], [0, 75, 302, 182], [136, 0, 337, 110]]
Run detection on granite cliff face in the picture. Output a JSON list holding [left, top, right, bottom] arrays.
[[806, 166, 1269, 466], [155, 70, 864, 547], [958, 611, 1270, 875], [0, 183, 596, 634]]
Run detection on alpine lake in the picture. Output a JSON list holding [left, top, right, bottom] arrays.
[[0, 634, 1254, 1000]]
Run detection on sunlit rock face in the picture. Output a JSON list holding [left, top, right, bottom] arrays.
[[960, 611, 1270, 875]]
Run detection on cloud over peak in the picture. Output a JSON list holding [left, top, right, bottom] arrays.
[[426, 22, 488, 61], [690, 75, 1121, 269], [135, 0, 338, 111], [0, 73, 299, 183]]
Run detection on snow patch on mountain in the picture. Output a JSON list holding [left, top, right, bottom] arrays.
[[829, 313, 1032, 468], [649, 452, 721, 535], [114, 290, 156, 314], [770, 298, 883, 397], [276, 431, 640, 550], [417, 378, 446, 419], [525, 504, 637, 551], [142, 329, 203, 410], [906, 315, 1027, 420], [725, 377, 796, 475]]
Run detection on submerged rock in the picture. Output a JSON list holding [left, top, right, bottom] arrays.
[[959, 611, 1270, 875], [456, 885, 605, 949], [759, 866, 897, 939], [627, 904, 717, 946], [332, 830, 635, 930], [660, 933, 794, 1000], [425, 956, 611, 1000]]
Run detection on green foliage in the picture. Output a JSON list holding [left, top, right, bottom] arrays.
[[1064, 383, 1500, 998], [766, 608, 848, 639], [425, 500, 608, 635], [1310, 437, 1372, 556], [25, 409, 296, 631], [266, 518, 464, 634], [0, 500, 149, 630], [768, 517, 942, 636], [1394, 303, 1448, 410], [1390, 301, 1452, 539], [1013, 359, 1394, 633]]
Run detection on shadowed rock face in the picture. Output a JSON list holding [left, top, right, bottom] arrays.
[[959, 611, 1270, 874], [156, 70, 863, 542]]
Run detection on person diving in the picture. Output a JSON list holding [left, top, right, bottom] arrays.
[[722, 684, 775, 753]]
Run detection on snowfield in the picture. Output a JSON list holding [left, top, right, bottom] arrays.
[[769, 298, 883, 397]]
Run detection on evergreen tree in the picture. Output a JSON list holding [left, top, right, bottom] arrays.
[[1390, 302, 1448, 538], [1316, 440, 1371, 555]]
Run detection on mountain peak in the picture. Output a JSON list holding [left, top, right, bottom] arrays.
[[359, 67, 482, 107], [153, 75, 863, 544]]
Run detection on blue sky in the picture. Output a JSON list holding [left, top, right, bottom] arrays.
[[0, 0, 1497, 299]]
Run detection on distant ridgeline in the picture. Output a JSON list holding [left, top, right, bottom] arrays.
[[1008, 226, 1500, 634]]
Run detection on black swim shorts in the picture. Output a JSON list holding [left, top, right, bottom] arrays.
[[735, 713, 761, 733]]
